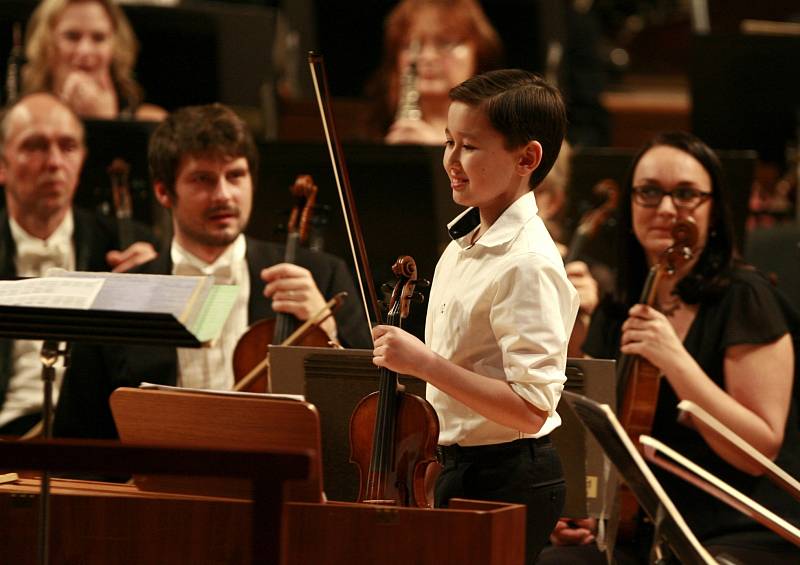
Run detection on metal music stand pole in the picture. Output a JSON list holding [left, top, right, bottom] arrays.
[[37, 340, 70, 565]]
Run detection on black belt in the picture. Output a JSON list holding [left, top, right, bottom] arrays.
[[436, 437, 551, 465]]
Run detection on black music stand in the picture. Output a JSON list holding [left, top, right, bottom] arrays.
[[561, 391, 716, 565], [0, 296, 222, 565]]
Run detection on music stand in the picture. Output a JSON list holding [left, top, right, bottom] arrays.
[[0, 280, 229, 565], [640, 435, 800, 548], [561, 391, 716, 564], [677, 400, 800, 502]]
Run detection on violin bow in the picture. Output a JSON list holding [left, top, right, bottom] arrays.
[[308, 52, 383, 334]]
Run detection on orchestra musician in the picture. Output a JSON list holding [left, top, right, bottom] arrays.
[[534, 140, 604, 357], [53, 103, 372, 441], [371, 69, 579, 563], [0, 92, 157, 436], [539, 132, 800, 563], [368, 0, 503, 145], [23, 0, 166, 121]]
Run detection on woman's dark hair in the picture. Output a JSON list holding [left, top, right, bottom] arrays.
[[615, 131, 737, 306]]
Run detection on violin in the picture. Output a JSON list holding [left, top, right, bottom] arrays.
[[308, 53, 440, 507], [231, 174, 334, 393], [616, 217, 698, 537], [108, 158, 135, 249], [349, 256, 439, 506], [563, 179, 619, 264]]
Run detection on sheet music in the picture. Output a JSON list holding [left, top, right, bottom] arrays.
[[0, 277, 103, 309], [48, 270, 215, 323]]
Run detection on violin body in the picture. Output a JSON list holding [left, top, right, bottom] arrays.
[[348, 255, 439, 508], [616, 218, 698, 539], [350, 389, 439, 507], [619, 357, 661, 446], [232, 318, 331, 393], [618, 356, 662, 539], [231, 174, 336, 393]]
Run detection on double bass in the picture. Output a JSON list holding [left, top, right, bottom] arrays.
[[616, 218, 699, 536], [308, 54, 440, 507]]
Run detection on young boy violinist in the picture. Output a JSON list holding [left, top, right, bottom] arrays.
[[372, 69, 579, 563]]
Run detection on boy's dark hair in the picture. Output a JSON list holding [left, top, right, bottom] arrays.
[[148, 103, 258, 197], [449, 69, 566, 189]]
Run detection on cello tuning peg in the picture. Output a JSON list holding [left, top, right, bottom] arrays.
[[381, 282, 394, 295], [411, 291, 426, 304], [416, 279, 431, 289]]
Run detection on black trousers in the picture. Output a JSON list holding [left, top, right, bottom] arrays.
[[435, 436, 566, 564]]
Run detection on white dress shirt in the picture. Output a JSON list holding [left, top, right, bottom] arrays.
[[1, 215, 75, 428], [172, 235, 250, 390], [425, 191, 579, 446]]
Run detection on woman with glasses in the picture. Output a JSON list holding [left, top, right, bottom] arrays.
[[366, 0, 503, 145], [540, 131, 800, 563]]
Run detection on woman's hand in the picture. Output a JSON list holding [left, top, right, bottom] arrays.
[[372, 324, 436, 378], [59, 70, 116, 118], [620, 304, 688, 373], [550, 517, 597, 546]]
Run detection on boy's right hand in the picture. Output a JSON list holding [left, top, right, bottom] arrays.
[[550, 517, 597, 546]]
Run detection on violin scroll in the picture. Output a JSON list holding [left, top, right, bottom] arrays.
[[287, 174, 318, 244], [662, 218, 699, 275]]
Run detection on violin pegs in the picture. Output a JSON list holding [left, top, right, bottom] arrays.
[[415, 279, 431, 289], [411, 292, 426, 304]]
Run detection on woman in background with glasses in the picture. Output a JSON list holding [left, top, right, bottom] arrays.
[[541, 131, 800, 563], [366, 0, 503, 145]]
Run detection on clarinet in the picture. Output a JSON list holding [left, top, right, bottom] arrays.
[[5, 23, 24, 106], [395, 41, 421, 121]]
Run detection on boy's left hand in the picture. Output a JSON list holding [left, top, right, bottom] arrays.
[[372, 325, 435, 378]]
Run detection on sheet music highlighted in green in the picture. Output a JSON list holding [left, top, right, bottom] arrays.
[[191, 284, 239, 344]]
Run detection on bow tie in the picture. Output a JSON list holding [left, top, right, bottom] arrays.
[[173, 260, 235, 285], [16, 239, 71, 276]]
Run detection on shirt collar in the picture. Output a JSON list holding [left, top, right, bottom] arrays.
[[447, 192, 539, 250], [171, 234, 247, 283], [8, 211, 74, 250]]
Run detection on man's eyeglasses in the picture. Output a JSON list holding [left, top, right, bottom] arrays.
[[632, 185, 712, 210]]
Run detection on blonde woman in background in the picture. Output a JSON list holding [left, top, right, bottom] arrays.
[[23, 0, 165, 120]]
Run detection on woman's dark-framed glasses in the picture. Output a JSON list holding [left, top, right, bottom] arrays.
[[632, 185, 712, 209]]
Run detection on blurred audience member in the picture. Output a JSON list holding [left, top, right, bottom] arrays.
[[23, 0, 166, 121], [537, 141, 605, 356], [368, 0, 503, 145]]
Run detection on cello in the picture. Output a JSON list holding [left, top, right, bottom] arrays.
[[616, 218, 699, 536], [232, 174, 335, 392], [307, 53, 440, 507], [564, 179, 619, 264]]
